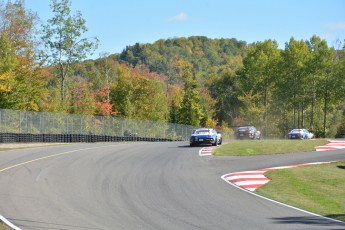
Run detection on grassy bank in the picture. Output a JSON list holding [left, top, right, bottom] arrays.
[[214, 139, 329, 156], [256, 160, 345, 222], [0, 222, 11, 230]]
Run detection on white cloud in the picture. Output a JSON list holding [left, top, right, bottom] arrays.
[[168, 12, 189, 22], [325, 22, 345, 30]]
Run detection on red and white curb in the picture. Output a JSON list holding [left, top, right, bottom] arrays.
[[221, 162, 333, 192], [199, 147, 213, 156], [315, 140, 345, 151]]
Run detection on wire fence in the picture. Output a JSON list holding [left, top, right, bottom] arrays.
[[0, 109, 197, 142]]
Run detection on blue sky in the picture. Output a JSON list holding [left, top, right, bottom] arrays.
[[25, 0, 345, 59]]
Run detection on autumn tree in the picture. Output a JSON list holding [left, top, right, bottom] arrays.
[[168, 84, 183, 123], [0, 32, 16, 108], [110, 65, 168, 121], [41, 0, 98, 104], [97, 52, 117, 103], [67, 78, 95, 115], [110, 65, 134, 118], [0, 0, 47, 111], [61, 58, 114, 116], [0, 0, 38, 56]]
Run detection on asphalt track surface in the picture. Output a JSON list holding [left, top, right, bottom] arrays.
[[0, 142, 345, 230]]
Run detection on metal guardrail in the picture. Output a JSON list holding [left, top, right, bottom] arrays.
[[0, 109, 196, 142]]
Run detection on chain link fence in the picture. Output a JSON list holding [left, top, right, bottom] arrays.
[[0, 109, 197, 143]]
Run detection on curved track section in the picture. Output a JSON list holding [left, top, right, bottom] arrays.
[[0, 142, 345, 230]]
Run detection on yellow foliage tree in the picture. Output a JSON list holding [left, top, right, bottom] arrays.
[[0, 1, 48, 111]]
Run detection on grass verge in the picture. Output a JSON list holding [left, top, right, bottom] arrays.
[[214, 139, 328, 156], [0, 222, 11, 230], [256, 160, 345, 222], [0, 149, 12, 151], [0, 143, 69, 151]]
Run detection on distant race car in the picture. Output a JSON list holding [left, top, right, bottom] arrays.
[[235, 126, 261, 140], [123, 130, 137, 137], [287, 129, 314, 139], [190, 128, 221, 147]]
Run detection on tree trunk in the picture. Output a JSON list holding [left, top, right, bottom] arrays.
[[293, 90, 296, 128], [59, 63, 69, 104], [61, 74, 65, 103], [310, 80, 315, 132], [264, 86, 268, 137], [301, 89, 305, 128], [323, 90, 328, 138]]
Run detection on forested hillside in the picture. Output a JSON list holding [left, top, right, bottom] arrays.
[[119, 37, 247, 82], [1, 0, 345, 138]]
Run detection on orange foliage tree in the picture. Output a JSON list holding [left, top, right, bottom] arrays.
[[110, 64, 168, 121], [0, 0, 48, 111]]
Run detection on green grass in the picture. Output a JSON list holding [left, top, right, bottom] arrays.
[[0, 222, 11, 230], [214, 139, 329, 156], [256, 160, 345, 222]]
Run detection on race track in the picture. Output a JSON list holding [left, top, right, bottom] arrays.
[[0, 142, 344, 230]]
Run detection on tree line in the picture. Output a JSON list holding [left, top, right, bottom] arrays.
[[0, 0, 344, 138]]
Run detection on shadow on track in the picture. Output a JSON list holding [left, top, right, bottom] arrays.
[[270, 216, 345, 228]]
